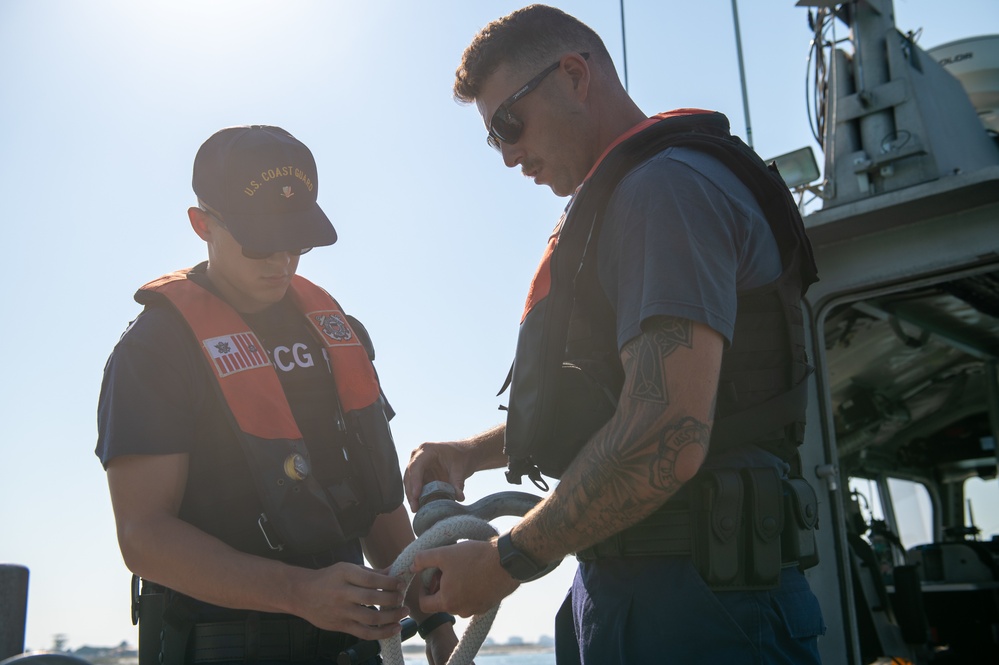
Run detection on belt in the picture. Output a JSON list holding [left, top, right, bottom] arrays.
[[190, 616, 355, 663], [576, 505, 700, 561], [575, 500, 802, 566]]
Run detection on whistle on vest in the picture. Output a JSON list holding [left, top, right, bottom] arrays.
[[283, 453, 310, 481]]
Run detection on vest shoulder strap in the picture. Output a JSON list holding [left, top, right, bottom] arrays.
[[345, 315, 375, 362]]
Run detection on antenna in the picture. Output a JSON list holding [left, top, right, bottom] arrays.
[[730, 0, 753, 148], [620, 0, 629, 91], [967, 498, 979, 540]]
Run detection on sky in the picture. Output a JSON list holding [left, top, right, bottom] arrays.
[[1, 0, 995, 653]]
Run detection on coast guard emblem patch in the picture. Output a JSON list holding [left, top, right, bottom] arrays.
[[312, 312, 354, 343]]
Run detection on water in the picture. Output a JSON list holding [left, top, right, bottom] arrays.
[[402, 651, 555, 665]]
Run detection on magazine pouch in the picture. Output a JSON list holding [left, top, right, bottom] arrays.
[[744, 467, 785, 588], [693, 469, 744, 586], [781, 476, 820, 570]]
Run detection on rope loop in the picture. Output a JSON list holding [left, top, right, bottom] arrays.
[[378, 515, 499, 665]]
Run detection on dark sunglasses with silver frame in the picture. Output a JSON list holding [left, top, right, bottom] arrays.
[[200, 206, 313, 260], [486, 52, 590, 151]]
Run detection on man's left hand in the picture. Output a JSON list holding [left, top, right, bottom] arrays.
[[424, 624, 461, 665], [412, 538, 520, 617]]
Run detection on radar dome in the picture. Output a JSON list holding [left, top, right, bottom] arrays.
[[928, 35, 999, 134]]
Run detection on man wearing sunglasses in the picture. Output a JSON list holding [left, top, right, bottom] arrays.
[[97, 126, 459, 665], [405, 5, 824, 664]]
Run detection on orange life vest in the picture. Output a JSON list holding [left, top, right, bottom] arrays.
[[138, 269, 403, 553]]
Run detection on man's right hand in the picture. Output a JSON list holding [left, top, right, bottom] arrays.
[[404, 440, 475, 512], [404, 425, 508, 512], [291, 561, 409, 640]]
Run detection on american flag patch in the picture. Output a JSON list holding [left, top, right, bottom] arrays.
[[202, 332, 270, 377]]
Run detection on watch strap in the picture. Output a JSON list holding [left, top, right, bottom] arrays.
[[497, 531, 544, 581], [417, 611, 455, 639]]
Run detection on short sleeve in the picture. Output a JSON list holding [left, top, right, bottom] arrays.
[[597, 146, 781, 350], [96, 306, 209, 467]]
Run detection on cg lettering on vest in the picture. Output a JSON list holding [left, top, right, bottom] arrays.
[[273, 343, 315, 372]]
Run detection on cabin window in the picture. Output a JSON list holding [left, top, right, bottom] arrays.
[[848, 476, 903, 573], [963, 475, 999, 540], [886, 478, 933, 549], [849, 476, 885, 527], [849, 476, 933, 551]]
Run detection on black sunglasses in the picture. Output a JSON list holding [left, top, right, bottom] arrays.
[[486, 52, 589, 151], [201, 207, 313, 260]]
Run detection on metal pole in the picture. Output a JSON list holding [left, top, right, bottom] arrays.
[[986, 361, 999, 477], [0, 564, 29, 660], [731, 0, 753, 148], [620, 0, 629, 91]]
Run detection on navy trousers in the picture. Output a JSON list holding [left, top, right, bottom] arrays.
[[555, 558, 825, 664]]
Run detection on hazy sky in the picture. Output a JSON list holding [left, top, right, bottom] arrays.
[[1, 0, 994, 653]]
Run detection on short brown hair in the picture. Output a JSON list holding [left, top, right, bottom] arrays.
[[454, 4, 612, 104]]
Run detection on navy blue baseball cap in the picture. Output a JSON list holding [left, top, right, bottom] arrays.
[[192, 125, 336, 252]]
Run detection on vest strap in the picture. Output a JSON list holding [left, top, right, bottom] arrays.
[[710, 369, 812, 454], [189, 617, 354, 663]]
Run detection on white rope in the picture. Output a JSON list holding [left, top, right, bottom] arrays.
[[379, 515, 500, 665]]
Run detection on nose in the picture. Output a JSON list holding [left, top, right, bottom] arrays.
[[501, 142, 522, 169], [265, 251, 298, 268]]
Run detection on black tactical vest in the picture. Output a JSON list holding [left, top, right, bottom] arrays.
[[502, 110, 819, 485]]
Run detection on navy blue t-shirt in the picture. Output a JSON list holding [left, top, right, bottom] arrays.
[[597, 145, 782, 350]]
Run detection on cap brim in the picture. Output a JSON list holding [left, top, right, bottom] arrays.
[[226, 203, 337, 253]]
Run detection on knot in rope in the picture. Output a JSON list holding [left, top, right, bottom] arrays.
[[379, 514, 498, 665]]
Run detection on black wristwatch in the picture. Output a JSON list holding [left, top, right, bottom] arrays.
[[497, 531, 544, 581]]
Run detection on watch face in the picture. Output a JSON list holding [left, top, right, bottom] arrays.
[[499, 533, 542, 581]]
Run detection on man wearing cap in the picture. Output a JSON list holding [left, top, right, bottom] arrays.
[[97, 125, 458, 665]]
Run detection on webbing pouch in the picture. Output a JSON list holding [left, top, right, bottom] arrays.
[[744, 467, 785, 588], [542, 362, 618, 478], [158, 591, 197, 665], [693, 469, 744, 586], [781, 477, 820, 570], [240, 436, 347, 553], [339, 399, 405, 531], [344, 399, 404, 514]]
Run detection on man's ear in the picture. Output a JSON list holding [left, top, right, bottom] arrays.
[[562, 52, 590, 100], [188, 207, 212, 241]]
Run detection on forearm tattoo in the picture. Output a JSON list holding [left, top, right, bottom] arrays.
[[650, 416, 711, 490], [519, 317, 712, 556]]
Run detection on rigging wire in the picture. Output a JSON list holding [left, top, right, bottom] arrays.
[[806, 7, 833, 149], [730, 0, 754, 149], [619, 0, 629, 91]]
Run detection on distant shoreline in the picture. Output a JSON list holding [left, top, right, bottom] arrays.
[[70, 640, 556, 664], [403, 642, 554, 655]]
